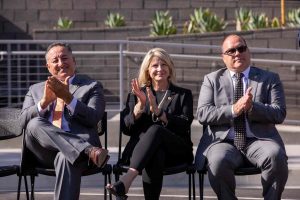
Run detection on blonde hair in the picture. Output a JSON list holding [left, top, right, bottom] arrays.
[[137, 48, 176, 87]]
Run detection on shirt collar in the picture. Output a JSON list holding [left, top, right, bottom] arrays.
[[68, 75, 75, 84], [229, 66, 251, 79]]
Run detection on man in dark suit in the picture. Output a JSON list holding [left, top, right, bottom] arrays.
[[20, 43, 109, 200], [195, 34, 288, 200]]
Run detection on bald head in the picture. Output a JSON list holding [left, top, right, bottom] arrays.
[[221, 34, 251, 73]]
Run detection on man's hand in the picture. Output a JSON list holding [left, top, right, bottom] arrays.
[[47, 76, 73, 104], [40, 80, 57, 109], [233, 87, 253, 116]]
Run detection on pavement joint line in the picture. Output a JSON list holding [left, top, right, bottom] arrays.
[[7, 191, 299, 200]]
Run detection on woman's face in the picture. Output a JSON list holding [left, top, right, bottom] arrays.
[[148, 56, 170, 84]]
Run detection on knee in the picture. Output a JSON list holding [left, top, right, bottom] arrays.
[[207, 154, 236, 177], [262, 145, 288, 173], [26, 117, 46, 132], [145, 124, 164, 138]]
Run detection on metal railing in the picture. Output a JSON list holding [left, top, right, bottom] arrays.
[[1, 40, 300, 122]]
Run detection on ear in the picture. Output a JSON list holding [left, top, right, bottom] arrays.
[[46, 63, 50, 71]]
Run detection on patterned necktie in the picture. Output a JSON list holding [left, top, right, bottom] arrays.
[[52, 98, 64, 128], [234, 73, 246, 150]]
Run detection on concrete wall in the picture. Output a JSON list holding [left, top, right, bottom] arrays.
[[1, 0, 300, 39], [33, 27, 300, 120]]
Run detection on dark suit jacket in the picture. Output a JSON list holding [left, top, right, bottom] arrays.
[[20, 74, 105, 147], [195, 66, 286, 170], [120, 83, 194, 165]]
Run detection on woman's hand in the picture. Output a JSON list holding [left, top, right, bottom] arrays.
[[146, 87, 159, 115], [131, 78, 146, 107]]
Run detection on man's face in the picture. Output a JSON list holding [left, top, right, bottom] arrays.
[[222, 35, 250, 73], [46, 45, 76, 81]]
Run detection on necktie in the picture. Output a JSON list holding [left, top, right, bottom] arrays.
[[52, 98, 64, 128], [233, 73, 246, 150]]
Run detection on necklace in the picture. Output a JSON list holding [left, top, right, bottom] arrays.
[[152, 89, 170, 122]]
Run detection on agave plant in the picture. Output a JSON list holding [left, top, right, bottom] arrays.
[[235, 8, 252, 31], [105, 13, 126, 28], [150, 10, 177, 36], [271, 17, 280, 28], [56, 17, 73, 30], [184, 8, 227, 34], [249, 13, 270, 30], [287, 8, 300, 27]]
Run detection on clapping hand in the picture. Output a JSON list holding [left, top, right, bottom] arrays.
[[233, 87, 253, 116], [131, 78, 146, 107]]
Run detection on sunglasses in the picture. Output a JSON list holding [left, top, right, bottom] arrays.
[[223, 45, 248, 56]]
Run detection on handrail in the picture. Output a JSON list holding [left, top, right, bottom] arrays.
[[1, 50, 300, 66]]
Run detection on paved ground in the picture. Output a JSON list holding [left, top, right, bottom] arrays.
[[1, 112, 300, 200]]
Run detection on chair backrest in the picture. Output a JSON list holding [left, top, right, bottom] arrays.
[[0, 107, 23, 140], [97, 111, 108, 149]]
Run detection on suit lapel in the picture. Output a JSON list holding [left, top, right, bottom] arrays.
[[248, 66, 260, 97], [69, 75, 81, 95], [160, 84, 176, 111], [222, 70, 234, 104]]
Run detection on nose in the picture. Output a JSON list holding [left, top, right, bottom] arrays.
[[57, 59, 64, 67]]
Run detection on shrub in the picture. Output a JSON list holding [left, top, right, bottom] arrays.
[[150, 10, 177, 36], [235, 8, 280, 31], [183, 8, 227, 34], [287, 8, 300, 27], [55, 17, 73, 30], [105, 13, 126, 28], [235, 8, 252, 31]]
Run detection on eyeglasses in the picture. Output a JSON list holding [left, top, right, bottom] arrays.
[[223, 45, 248, 56]]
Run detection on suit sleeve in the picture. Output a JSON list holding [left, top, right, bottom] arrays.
[[20, 86, 41, 129], [248, 73, 286, 124], [196, 75, 233, 125]]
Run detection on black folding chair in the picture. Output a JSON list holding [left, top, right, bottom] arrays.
[[20, 111, 112, 200], [197, 125, 261, 200], [112, 112, 196, 200], [0, 107, 29, 200]]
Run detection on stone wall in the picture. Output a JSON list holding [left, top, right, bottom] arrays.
[[1, 0, 300, 39]]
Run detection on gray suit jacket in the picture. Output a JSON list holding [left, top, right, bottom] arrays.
[[195, 66, 286, 170], [20, 74, 105, 147]]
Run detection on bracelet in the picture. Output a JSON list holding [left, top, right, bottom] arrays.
[[155, 109, 164, 118]]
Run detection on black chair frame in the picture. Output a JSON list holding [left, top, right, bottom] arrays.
[[112, 113, 196, 200], [20, 111, 112, 200]]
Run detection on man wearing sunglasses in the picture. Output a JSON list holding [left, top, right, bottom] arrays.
[[195, 34, 288, 200]]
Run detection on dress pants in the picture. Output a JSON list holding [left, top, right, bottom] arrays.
[[206, 139, 288, 200], [25, 117, 91, 200], [129, 124, 193, 200]]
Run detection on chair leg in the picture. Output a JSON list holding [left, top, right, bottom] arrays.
[[188, 173, 191, 200], [24, 176, 29, 200], [199, 173, 204, 200], [104, 174, 107, 200], [108, 173, 112, 200], [30, 175, 35, 200], [17, 175, 22, 200], [192, 173, 195, 200]]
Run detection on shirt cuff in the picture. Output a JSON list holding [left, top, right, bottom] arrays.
[[66, 97, 77, 115], [37, 101, 47, 117], [231, 105, 237, 118]]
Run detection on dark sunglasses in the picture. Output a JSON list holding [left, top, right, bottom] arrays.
[[223, 45, 248, 56]]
